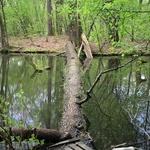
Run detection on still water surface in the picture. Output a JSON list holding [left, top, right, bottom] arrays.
[[0, 54, 149, 149]]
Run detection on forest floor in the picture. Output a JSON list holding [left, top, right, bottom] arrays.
[[7, 35, 69, 52], [0, 35, 149, 55]]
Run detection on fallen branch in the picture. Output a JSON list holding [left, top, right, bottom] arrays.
[[0, 127, 71, 143], [78, 41, 83, 58], [112, 146, 135, 150], [33, 41, 93, 149], [48, 138, 80, 148], [77, 56, 141, 105], [56, 51, 65, 56], [79, 33, 93, 58], [82, 58, 93, 73]]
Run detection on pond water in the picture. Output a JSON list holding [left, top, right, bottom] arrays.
[[0, 54, 149, 149]]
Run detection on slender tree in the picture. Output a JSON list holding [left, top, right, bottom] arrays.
[[55, 0, 64, 35], [68, 0, 82, 47], [0, 0, 9, 47], [47, 0, 54, 35], [139, 0, 143, 4]]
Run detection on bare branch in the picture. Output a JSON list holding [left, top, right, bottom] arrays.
[[103, 8, 150, 13], [77, 55, 141, 105], [124, 108, 150, 140]]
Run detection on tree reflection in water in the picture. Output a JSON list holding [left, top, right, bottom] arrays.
[[82, 56, 150, 149], [0, 55, 149, 149], [0, 55, 65, 130]]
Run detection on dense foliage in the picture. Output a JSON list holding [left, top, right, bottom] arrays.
[[0, 0, 149, 48]]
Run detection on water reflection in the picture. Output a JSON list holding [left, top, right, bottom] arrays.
[[0, 54, 65, 130], [82, 56, 150, 149], [0, 55, 150, 149]]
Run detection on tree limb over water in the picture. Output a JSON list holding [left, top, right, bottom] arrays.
[[77, 55, 143, 105]]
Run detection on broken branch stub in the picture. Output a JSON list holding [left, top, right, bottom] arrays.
[[81, 33, 93, 58]]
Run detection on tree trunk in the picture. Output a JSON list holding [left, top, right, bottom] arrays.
[[0, 42, 86, 145], [0, 127, 71, 143], [47, 0, 54, 35], [68, 1, 82, 47], [69, 14, 82, 47], [0, 15, 7, 47], [139, 0, 143, 4], [61, 41, 85, 137], [0, 0, 9, 47], [0, 42, 88, 149], [55, 0, 64, 35]]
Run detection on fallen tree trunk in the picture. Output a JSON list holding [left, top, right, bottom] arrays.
[[0, 127, 71, 143], [0, 41, 87, 149], [61, 41, 85, 137]]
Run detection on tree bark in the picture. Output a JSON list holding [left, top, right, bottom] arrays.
[[81, 33, 93, 58], [61, 41, 85, 137], [47, 0, 53, 35], [0, 127, 71, 143], [0, 0, 9, 47], [0, 15, 7, 47], [68, 1, 82, 47], [0, 42, 87, 149]]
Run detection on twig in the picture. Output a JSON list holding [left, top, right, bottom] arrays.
[[78, 42, 83, 58], [56, 52, 65, 56], [125, 29, 139, 43], [81, 33, 93, 58], [99, 40, 107, 51], [87, 1, 102, 38], [145, 40, 150, 50], [103, 8, 150, 13], [0, 126, 15, 149], [124, 108, 150, 140], [77, 55, 141, 105], [145, 99, 149, 134], [111, 142, 127, 149]]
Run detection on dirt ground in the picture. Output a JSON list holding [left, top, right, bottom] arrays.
[[3, 35, 118, 53], [7, 35, 70, 52], [3, 35, 101, 54], [0, 35, 149, 54]]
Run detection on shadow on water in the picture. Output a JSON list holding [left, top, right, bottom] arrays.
[[0, 54, 150, 149]]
